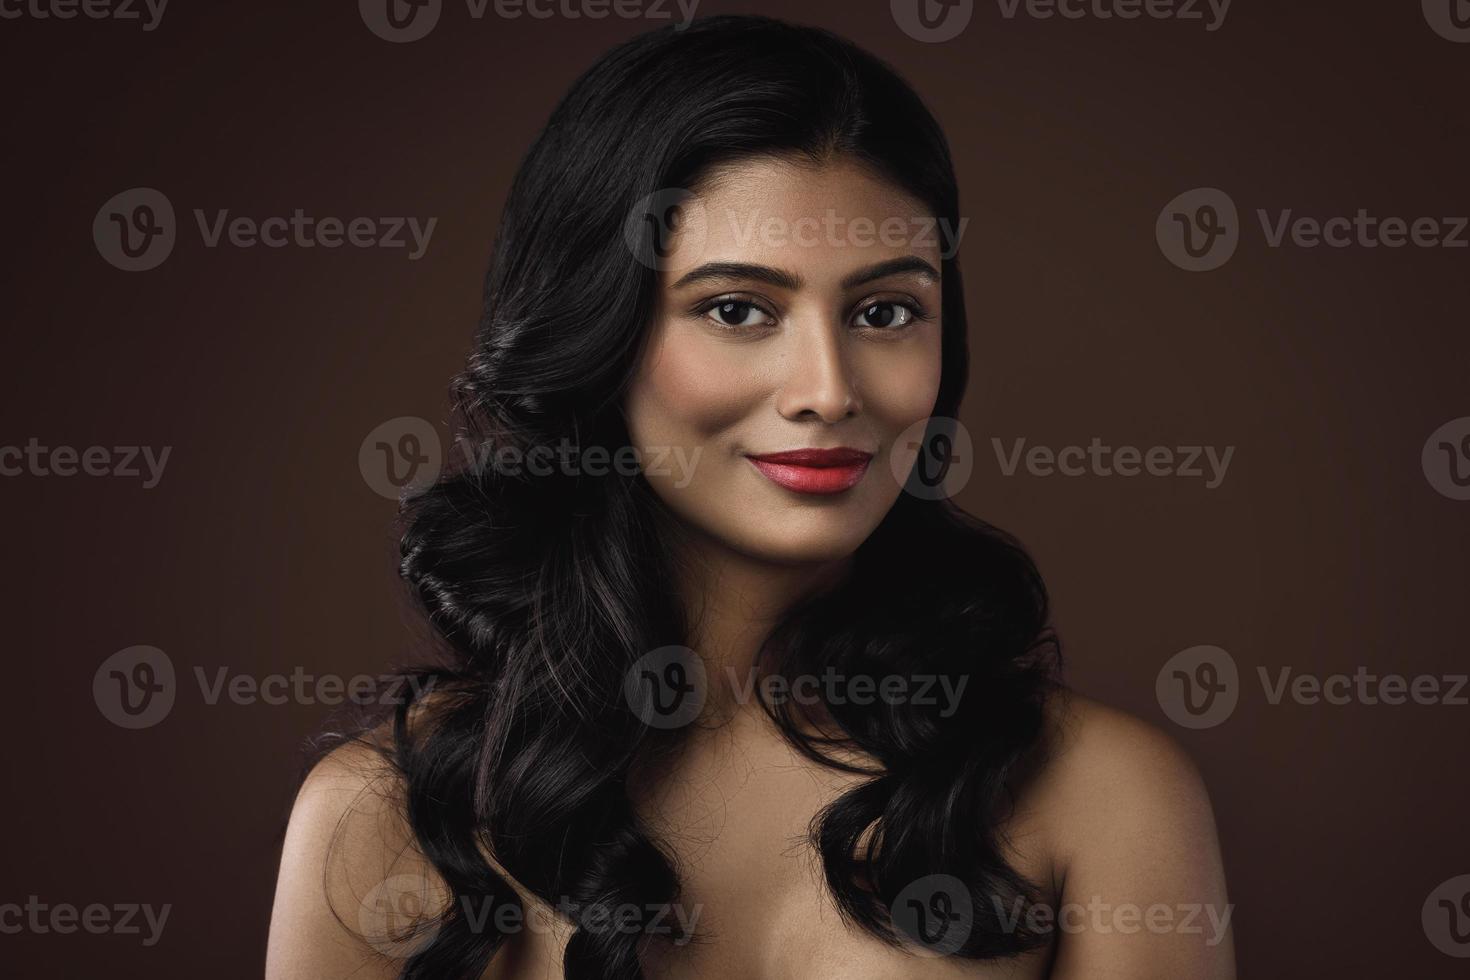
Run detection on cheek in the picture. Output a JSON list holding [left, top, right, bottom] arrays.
[[853, 333, 944, 429], [626, 322, 767, 449]]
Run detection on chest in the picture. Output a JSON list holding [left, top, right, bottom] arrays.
[[492, 718, 1054, 979]]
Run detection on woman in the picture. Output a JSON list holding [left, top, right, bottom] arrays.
[[266, 15, 1233, 979]]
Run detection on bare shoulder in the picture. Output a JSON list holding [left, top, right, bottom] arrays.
[[265, 734, 449, 979], [1031, 691, 1213, 829], [284, 735, 426, 887], [1012, 689, 1236, 978]]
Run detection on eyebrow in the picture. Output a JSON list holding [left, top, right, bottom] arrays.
[[669, 256, 940, 292]]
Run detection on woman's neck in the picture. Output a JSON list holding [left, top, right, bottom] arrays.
[[668, 521, 850, 691]]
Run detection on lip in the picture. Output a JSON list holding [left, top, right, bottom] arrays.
[[745, 447, 874, 495]]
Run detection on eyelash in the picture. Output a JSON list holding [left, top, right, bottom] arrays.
[[691, 294, 933, 334]]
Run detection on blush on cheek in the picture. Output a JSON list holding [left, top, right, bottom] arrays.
[[633, 324, 769, 444], [854, 342, 943, 431]]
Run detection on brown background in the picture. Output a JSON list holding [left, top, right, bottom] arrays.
[[1, 1, 1466, 977]]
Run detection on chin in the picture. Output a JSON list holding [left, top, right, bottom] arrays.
[[722, 513, 883, 566]]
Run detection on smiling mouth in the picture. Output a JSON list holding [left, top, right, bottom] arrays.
[[744, 448, 874, 495]]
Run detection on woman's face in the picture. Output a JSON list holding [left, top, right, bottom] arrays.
[[624, 155, 945, 564]]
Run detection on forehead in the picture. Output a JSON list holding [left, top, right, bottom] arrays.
[[662, 155, 941, 282]]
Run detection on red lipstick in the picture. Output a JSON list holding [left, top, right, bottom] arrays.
[[745, 448, 873, 495]]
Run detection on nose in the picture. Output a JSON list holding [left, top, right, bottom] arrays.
[[774, 316, 862, 423]]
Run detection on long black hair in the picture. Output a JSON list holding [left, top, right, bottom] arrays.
[[321, 14, 1060, 979]]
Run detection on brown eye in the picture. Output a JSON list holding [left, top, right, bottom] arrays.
[[705, 300, 772, 328], [854, 301, 915, 329]]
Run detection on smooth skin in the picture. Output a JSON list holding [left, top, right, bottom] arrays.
[[267, 156, 1236, 979]]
